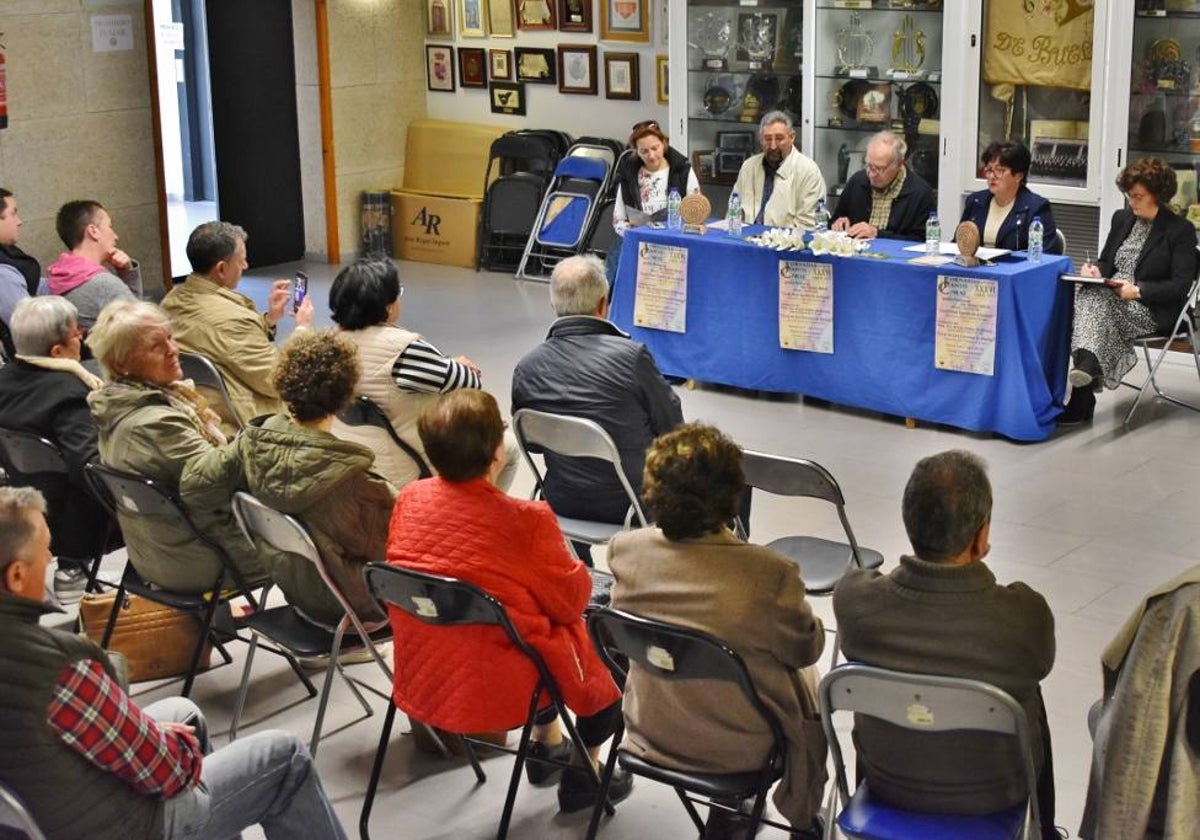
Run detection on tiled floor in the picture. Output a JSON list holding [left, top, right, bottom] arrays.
[[69, 257, 1200, 838]]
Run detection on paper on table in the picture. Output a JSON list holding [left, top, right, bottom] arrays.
[[707, 218, 729, 231], [904, 242, 1011, 261], [908, 254, 956, 266]]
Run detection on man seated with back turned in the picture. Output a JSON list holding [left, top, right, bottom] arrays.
[[161, 221, 314, 434], [833, 450, 1060, 840], [511, 255, 683, 536], [46, 200, 142, 330], [0, 486, 349, 840], [733, 110, 826, 229], [831, 130, 936, 241]]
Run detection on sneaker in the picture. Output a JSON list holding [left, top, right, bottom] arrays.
[[525, 738, 572, 786], [557, 764, 633, 813], [53, 566, 88, 605]]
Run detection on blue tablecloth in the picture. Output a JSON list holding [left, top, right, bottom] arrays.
[[611, 226, 1074, 442]]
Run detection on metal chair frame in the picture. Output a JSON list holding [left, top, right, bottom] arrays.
[[584, 608, 793, 839], [360, 562, 610, 840], [818, 663, 1041, 840], [230, 492, 393, 756], [1119, 274, 1200, 427], [178, 350, 244, 431]]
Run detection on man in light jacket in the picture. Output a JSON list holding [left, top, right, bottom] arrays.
[[733, 111, 826, 229]]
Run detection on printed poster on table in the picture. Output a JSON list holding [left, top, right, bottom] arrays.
[[633, 242, 688, 333], [934, 275, 998, 376], [778, 260, 833, 353]]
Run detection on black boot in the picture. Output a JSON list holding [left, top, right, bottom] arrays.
[[1057, 386, 1096, 426]]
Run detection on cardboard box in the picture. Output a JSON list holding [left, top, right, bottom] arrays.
[[392, 191, 481, 268]]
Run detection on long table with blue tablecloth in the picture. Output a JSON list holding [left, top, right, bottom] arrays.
[[611, 226, 1074, 442]]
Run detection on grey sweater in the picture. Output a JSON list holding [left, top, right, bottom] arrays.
[[64, 264, 141, 330]]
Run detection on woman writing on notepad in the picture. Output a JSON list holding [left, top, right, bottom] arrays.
[[1060, 157, 1198, 424], [960, 141, 1060, 254]]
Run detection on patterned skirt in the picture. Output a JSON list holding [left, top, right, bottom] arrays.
[[1070, 285, 1158, 390]]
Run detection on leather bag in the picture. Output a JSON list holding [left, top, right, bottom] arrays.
[[78, 592, 211, 683]]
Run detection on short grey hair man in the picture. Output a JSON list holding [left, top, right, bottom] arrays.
[[759, 110, 793, 134], [0, 486, 46, 576], [185, 221, 248, 276], [901, 450, 993, 563], [10, 296, 79, 357], [870, 130, 908, 166], [550, 255, 609, 317]]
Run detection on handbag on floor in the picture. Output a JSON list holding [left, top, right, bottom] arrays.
[[78, 591, 212, 683]]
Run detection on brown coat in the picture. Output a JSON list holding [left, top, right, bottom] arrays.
[[607, 527, 828, 827]]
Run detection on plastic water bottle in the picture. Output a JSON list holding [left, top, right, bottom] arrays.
[[726, 190, 743, 237], [815, 198, 830, 232], [1029, 216, 1044, 263], [667, 187, 682, 230], [925, 211, 941, 258]]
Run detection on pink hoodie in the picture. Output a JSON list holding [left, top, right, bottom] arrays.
[[47, 252, 106, 295]]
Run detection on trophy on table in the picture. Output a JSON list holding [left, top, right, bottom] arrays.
[[738, 13, 777, 71], [889, 15, 926, 79], [691, 12, 733, 71], [836, 12, 877, 78], [680, 192, 712, 235]]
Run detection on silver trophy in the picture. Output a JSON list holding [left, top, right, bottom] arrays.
[[737, 13, 777, 71], [691, 12, 733, 71], [836, 12, 876, 77]]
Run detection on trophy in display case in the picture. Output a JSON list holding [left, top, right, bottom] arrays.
[[701, 74, 738, 117], [1148, 38, 1190, 91], [691, 12, 734, 71], [836, 12, 877, 77], [889, 15, 926, 78], [737, 12, 778, 71]]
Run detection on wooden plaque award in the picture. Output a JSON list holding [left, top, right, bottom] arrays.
[[680, 192, 712, 235]]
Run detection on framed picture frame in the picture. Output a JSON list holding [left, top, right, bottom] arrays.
[[715, 130, 755, 153], [557, 0, 592, 32], [655, 54, 668, 104], [458, 0, 488, 36], [490, 81, 527, 115], [459, 47, 488, 87], [426, 45, 456, 92], [487, 0, 516, 36], [691, 149, 715, 181], [516, 0, 555, 30], [426, 0, 454, 37], [600, 0, 648, 42], [557, 45, 597, 95], [856, 83, 892, 125], [603, 51, 639, 100], [515, 47, 557, 84], [734, 10, 781, 68], [489, 48, 513, 81]]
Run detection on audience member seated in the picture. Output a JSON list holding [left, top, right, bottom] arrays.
[[0, 296, 115, 603], [1061, 157, 1199, 425], [511, 254, 682, 531], [87, 299, 266, 592], [329, 259, 517, 491], [1079, 564, 1200, 839], [181, 330, 391, 630], [0, 486, 349, 840], [0, 187, 41, 359], [46, 200, 142, 330], [833, 449, 1059, 839], [386, 389, 629, 813], [733, 111, 827, 228], [162, 221, 313, 435], [608, 423, 827, 840], [960, 141, 1059, 253], [831, 130, 935, 242]]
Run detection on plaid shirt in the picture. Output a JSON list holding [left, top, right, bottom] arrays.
[[869, 165, 907, 231], [46, 659, 203, 799]]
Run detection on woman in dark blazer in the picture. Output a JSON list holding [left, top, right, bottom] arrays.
[[960, 141, 1060, 253], [1062, 158, 1198, 423]]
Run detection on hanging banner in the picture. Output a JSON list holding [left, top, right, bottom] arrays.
[[934, 275, 998, 377], [778, 260, 834, 354], [983, 0, 1094, 92], [633, 241, 688, 333]]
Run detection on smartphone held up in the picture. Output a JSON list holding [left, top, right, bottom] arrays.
[[292, 271, 308, 314]]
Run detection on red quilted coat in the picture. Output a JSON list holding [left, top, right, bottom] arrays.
[[386, 477, 620, 733]]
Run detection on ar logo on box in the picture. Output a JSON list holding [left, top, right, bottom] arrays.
[[411, 207, 442, 237]]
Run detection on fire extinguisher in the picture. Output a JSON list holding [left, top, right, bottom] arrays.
[[0, 35, 7, 131]]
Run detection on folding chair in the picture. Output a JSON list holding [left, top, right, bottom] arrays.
[[230, 492, 393, 756], [179, 350, 244, 431], [0, 427, 116, 592], [360, 562, 610, 840], [332, 395, 432, 488], [818, 663, 1040, 840], [1119, 273, 1200, 427], [584, 608, 793, 840], [84, 462, 263, 697], [0, 780, 46, 840], [512, 408, 648, 555]]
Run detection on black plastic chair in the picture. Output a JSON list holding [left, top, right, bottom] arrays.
[[0, 427, 116, 593], [179, 350, 244, 431], [0, 780, 46, 840], [584, 608, 792, 840], [334, 395, 432, 480], [84, 462, 262, 697], [360, 562, 611, 840], [230, 492, 393, 756]]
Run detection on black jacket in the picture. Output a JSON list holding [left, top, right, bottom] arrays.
[[511, 316, 683, 523], [1095, 207, 1198, 334], [960, 185, 1060, 253], [832, 167, 936, 241], [614, 146, 693, 212]]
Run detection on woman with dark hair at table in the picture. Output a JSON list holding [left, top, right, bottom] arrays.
[[960, 141, 1060, 253], [1060, 158, 1198, 424], [607, 423, 826, 840]]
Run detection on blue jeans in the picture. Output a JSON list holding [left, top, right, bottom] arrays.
[[145, 698, 347, 840]]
